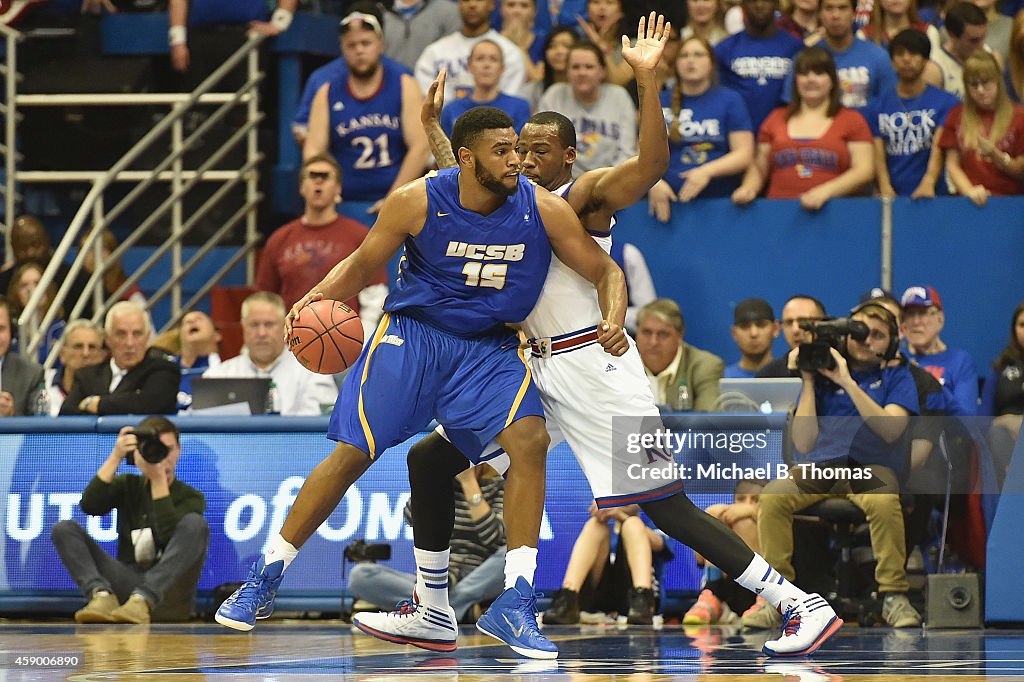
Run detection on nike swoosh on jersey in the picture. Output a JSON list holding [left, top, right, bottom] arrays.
[[437, 212, 450, 217]]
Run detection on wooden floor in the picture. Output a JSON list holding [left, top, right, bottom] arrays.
[[1, 620, 1021, 680]]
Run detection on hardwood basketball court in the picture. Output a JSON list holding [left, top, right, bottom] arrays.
[[3, 620, 1022, 680]]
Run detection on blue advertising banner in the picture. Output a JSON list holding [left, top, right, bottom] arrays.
[[0, 416, 786, 604]]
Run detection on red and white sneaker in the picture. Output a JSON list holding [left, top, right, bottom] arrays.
[[762, 593, 843, 657], [354, 596, 458, 653]]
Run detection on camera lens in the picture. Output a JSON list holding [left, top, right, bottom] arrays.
[[131, 427, 170, 464]]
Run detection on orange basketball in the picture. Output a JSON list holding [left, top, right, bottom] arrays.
[[289, 299, 364, 375]]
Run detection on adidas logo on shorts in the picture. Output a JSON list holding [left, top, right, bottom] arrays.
[[605, 364, 617, 372]]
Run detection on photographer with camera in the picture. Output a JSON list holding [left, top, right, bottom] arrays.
[[752, 302, 924, 629], [51, 417, 207, 624]]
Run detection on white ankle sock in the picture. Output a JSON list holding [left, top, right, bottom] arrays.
[[735, 553, 806, 609], [263, 534, 299, 572], [504, 546, 538, 590], [414, 547, 451, 610]]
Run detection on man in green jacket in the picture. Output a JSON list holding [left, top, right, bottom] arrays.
[[636, 298, 725, 412], [52, 416, 207, 623]]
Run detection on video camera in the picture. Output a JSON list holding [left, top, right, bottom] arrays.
[[343, 539, 391, 563], [797, 318, 869, 371], [125, 426, 170, 466]]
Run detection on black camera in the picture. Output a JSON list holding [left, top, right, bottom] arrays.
[[343, 539, 391, 563], [125, 426, 170, 465], [797, 318, 869, 371]]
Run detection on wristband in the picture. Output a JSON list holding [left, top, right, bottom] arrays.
[[168, 25, 187, 46], [270, 8, 294, 32]]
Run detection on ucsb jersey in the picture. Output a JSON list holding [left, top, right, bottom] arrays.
[[328, 60, 409, 201], [522, 182, 612, 339], [384, 169, 552, 336]]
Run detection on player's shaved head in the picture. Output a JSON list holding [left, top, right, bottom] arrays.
[[525, 111, 576, 149], [451, 106, 516, 155]]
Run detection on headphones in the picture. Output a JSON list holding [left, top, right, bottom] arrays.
[[848, 301, 900, 361]]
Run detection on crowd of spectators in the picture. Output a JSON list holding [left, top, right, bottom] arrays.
[[290, 0, 1021, 201], [17, 0, 1024, 203]]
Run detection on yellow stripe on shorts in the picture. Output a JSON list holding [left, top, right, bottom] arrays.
[[358, 312, 392, 459], [504, 345, 533, 428]]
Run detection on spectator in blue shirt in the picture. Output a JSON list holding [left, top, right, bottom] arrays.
[[290, 4, 416, 145], [715, 0, 805, 131], [754, 301, 923, 629], [440, 39, 532, 137], [649, 36, 754, 220], [725, 297, 780, 378], [869, 29, 959, 197], [499, 0, 549, 81], [790, 0, 897, 113], [900, 285, 979, 415]]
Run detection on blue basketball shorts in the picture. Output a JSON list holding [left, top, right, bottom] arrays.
[[328, 312, 544, 460]]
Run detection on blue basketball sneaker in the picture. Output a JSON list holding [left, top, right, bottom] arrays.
[[476, 577, 558, 659], [215, 557, 285, 631]]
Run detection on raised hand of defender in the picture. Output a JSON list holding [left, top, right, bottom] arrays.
[[420, 68, 447, 129], [620, 12, 670, 73]]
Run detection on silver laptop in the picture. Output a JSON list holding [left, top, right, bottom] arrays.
[[716, 378, 803, 414], [190, 377, 271, 415]]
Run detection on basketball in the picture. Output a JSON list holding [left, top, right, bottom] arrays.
[[288, 299, 364, 375]]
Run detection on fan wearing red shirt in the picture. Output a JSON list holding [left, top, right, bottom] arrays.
[[255, 154, 388, 326], [938, 51, 1024, 205], [733, 46, 875, 210]]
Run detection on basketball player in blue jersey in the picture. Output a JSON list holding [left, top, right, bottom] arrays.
[[215, 106, 628, 659], [362, 13, 844, 660], [304, 2, 431, 213]]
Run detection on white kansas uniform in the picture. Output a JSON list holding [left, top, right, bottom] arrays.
[[441, 182, 683, 507]]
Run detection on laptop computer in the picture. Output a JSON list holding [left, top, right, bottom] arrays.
[[190, 377, 271, 415], [716, 377, 803, 414]]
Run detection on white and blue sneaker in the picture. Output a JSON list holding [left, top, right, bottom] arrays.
[[762, 593, 843, 657], [215, 557, 285, 631], [354, 596, 458, 652], [476, 577, 558, 660]]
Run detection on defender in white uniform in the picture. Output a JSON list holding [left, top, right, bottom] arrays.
[[473, 180, 676, 506], [357, 14, 844, 661]]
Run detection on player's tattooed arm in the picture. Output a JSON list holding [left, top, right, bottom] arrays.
[[421, 69, 457, 169]]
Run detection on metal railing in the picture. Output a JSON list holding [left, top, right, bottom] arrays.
[[1, 24, 23, 254], [5, 30, 265, 368]]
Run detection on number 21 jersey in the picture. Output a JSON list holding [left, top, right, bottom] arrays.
[[327, 59, 410, 201]]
